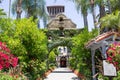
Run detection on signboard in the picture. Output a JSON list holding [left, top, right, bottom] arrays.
[[103, 60, 117, 76]]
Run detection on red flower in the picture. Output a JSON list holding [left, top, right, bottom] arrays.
[[11, 57, 18, 67], [5, 62, 10, 68], [113, 62, 118, 66], [0, 64, 3, 70], [0, 41, 18, 70], [107, 57, 112, 62], [107, 42, 120, 70]]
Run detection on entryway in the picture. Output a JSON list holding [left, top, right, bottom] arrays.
[[60, 57, 67, 67]]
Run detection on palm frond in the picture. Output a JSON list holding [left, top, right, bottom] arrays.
[[0, 9, 6, 18]]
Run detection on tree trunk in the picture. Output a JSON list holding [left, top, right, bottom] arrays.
[[27, 7, 31, 18], [83, 12, 88, 30], [99, 1, 105, 19], [16, 0, 22, 19], [43, 16, 47, 28], [33, 0, 37, 20], [90, 0, 97, 29], [9, 0, 11, 18], [99, 1, 106, 33], [107, 0, 112, 13]]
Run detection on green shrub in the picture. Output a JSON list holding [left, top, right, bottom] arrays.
[[0, 73, 14, 80]]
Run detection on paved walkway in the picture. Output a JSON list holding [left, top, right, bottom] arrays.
[[44, 68, 80, 80]]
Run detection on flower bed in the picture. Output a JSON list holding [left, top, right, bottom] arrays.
[[0, 41, 18, 70], [106, 42, 120, 70]]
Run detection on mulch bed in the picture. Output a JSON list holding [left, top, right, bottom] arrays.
[[43, 67, 55, 78], [70, 68, 86, 80]]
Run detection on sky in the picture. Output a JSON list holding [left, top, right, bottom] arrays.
[[0, 0, 96, 31]]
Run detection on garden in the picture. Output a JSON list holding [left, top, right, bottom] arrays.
[[0, 0, 120, 80]]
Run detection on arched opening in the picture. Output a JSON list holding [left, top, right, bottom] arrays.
[[60, 56, 67, 67], [59, 17, 64, 22], [47, 38, 72, 68]]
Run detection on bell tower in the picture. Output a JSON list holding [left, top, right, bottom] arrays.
[[47, 6, 64, 19]]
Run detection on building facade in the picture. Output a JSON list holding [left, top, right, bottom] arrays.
[[47, 5, 76, 67]]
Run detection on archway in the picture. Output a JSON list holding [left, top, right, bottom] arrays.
[[60, 56, 67, 67], [47, 39, 72, 68]]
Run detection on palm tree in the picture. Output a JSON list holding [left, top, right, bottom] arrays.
[[100, 11, 120, 32], [0, 0, 2, 3], [12, 0, 22, 19], [0, 9, 6, 18], [16, 0, 22, 19], [98, 0, 106, 19], [90, 0, 97, 29], [107, 0, 112, 13], [70, 0, 89, 30], [8, 0, 11, 18], [110, 0, 120, 12], [20, 0, 47, 19], [97, 0, 120, 33], [12, 0, 47, 27]]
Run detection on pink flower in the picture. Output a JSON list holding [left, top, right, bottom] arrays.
[[0, 42, 2, 46], [0, 41, 18, 70], [0, 64, 3, 70], [107, 57, 112, 62], [107, 42, 120, 70], [113, 62, 118, 65], [11, 57, 18, 67], [5, 62, 10, 68]]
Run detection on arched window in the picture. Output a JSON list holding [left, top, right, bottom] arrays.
[[59, 48, 62, 53], [59, 17, 64, 22], [64, 47, 66, 52]]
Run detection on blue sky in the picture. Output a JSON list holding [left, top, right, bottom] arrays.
[[0, 0, 96, 30]]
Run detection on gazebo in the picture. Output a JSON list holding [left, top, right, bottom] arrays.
[[85, 31, 120, 80]]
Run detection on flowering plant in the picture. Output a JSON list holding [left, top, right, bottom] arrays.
[[106, 42, 120, 70], [0, 41, 18, 70]]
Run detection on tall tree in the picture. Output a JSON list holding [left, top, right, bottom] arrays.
[[98, 0, 106, 19], [0, 9, 6, 18], [12, 0, 22, 19], [90, 0, 97, 29], [16, 0, 22, 19], [0, 0, 3, 3], [8, 0, 11, 18], [110, 0, 120, 12], [12, 0, 46, 19], [107, 0, 112, 13], [100, 11, 120, 32], [97, 0, 120, 33], [12, 0, 47, 27], [70, 0, 89, 30]]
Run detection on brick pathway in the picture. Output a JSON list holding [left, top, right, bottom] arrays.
[[44, 68, 80, 80]]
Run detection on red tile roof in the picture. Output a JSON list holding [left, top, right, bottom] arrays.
[[85, 31, 120, 48]]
